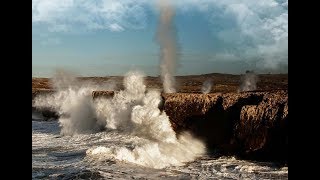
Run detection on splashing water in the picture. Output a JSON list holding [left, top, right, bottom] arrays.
[[33, 70, 206, 169], [32, 120, 288, 179], [238, 71, 258, 92], [33, 70, 116, 135], [201, 79, 213, 94]]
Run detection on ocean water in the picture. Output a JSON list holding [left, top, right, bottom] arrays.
[[32, 71, 287, 179], [32, 120, 288, 180]]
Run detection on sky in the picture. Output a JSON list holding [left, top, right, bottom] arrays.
[[32, 0, 288, 77]]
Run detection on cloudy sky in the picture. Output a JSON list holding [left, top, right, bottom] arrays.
[[32, 0, 288, 77]]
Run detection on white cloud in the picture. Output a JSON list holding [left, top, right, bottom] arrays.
[[188, 0, 288, 69], [32, 0, 288, 69], [109, 23, 124, 32], [32, 0, 149, 32]]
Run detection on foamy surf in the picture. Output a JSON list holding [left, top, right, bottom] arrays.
[[86, 131, 205, 169], [33, 71, 206, 169], [32, 120, 288, 179]]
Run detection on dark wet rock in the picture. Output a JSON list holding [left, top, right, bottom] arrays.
[[57, 170, 103, 180], [32, 107, 59, 121], [32, 89, 58, 121], [92, 90, 115, 99]]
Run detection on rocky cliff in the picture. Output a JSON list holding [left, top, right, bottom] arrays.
[[162, 90, 287, 163]]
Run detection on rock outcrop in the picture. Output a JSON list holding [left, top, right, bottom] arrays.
[[162, 90, 287, 163], [234, 92, 288, 162], [92, 91, 115, 99]]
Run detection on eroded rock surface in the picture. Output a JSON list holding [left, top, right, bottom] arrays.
[[162, 90, 287, 162]]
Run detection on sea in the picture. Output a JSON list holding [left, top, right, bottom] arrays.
[[32, 120, 288, 179], [32, 72, 288, 179]]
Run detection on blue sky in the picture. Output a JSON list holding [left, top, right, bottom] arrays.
[[32, 0, 288, 77]]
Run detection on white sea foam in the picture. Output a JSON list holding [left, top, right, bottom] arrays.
[[33, 70, 206, 169], [33, 121, 287, 179]]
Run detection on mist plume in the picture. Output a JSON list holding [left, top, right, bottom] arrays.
[[238, 71, 258, 92], [201, 79, 213, 94], [156, 0, 178, 93]]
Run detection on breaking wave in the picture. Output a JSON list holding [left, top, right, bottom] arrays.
[[33, 70, 206, 169]]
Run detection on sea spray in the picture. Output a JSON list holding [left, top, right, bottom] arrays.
[[238, 71, 258, 92], [156, 0, 179, 93], [88, 71, 205, 168], [33, 70, 116, 135], [34, 70, 206, 168], [94, 71, 146, 131], [201, 79, 213, 94]]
